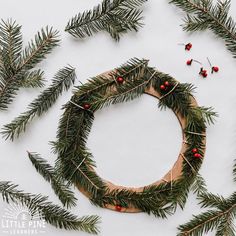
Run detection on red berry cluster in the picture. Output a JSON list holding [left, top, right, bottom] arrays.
[[192, 148, 202, 159], [160, 81, 171, 91], [183, 43, 220, 79]]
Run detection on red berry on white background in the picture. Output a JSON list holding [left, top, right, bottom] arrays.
[[212, 66, 219, 73], [185, 43, 192, 51], [187, 59, 193, 66]]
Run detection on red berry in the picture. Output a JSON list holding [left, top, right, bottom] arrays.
[[194, 153, 202, 159], [185, 43, 192, 51], [212, 66, 219, 72], [164, 81, 170, 87], [160, 85, 166, 90], [187, 59, 192, 65], [83, 104, 91, 110], [117, 77, 124, 84], [192, 148, 198, 153], [200, 69, 208, 78], [115, 205, 122, 212]]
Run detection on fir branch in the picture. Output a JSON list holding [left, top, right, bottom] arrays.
[[74, 58, 151, 112], [191, 174, 207, 196], [178, 187, 236, 236], [74, 58, 148, 98], [169, 0, 236, 58], [17, 27, 60, 71], [65, 0, 147, 41], [1, 66, 76, 141], [0, 21, 59, 110], [20, 69, 45, 88], [0, 19, 22, 70], [27, 152, 77, 208], [0, 181, 100, 234]]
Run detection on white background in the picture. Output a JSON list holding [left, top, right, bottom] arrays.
[[0, 0, 236, 235]]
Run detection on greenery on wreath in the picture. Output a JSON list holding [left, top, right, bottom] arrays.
[[50, 58, 217, 217]]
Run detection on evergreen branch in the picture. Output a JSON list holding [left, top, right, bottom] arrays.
[[169, 0, 236, 58], [191, 174, 207, 196], [198, 192, 228, 210], [0, 181, 100, 234], [74, 58, 148, 98], [178, 187, 236, 236], [65, 0, 147, 41], [27, 152, 77, 208], [0, 80, 20, 110], [17, 27, 60, 71], [20, 69, 45, 88], [0, 19, 22, 70], [1, 66, 76, 141], [0, 21, 59, 110]]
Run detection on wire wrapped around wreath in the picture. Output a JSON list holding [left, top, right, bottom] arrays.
[[53, 58, 216, 218]]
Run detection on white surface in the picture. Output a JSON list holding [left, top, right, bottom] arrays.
[[0, 0, 236, 235]]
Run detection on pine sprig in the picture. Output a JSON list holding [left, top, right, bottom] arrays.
[[1, 66, 76, 141], [178, 193, 236, 236], [191, 174, 207, 196], [20, 69, 45, 88], [0, 181, 100, 234], [0, 20, 60, 110], [27, 152, 77, 208], [178, 162, 236, 236], [65, 0, 147, 41], [169, 0, 236, 59], [0, 19, 22, 70]]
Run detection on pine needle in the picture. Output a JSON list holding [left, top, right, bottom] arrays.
[[1, 66, 76, 141]]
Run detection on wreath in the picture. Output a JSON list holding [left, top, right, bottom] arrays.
[[54, 58, 215, 217]]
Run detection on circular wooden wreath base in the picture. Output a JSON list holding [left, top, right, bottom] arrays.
[[76, 70, 206, 213]]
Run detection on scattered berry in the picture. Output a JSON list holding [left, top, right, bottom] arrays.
[[185, 43, 192, 51], [212, 66, 219, 73], [187, 59, 193, 66]]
